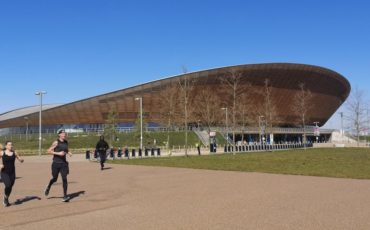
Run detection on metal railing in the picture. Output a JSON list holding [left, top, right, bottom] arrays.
[[223, 143, 313, 153]]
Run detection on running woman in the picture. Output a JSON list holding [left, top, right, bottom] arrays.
[[44, 129, 72, 202], [0, 141, 24, 207]]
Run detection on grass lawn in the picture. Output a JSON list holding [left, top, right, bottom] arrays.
[[109, 148, 370, 179]]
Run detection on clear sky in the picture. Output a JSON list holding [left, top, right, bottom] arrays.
[[0, 0, 369, 128]]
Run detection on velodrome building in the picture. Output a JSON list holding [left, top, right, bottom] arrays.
[[0, 63, 350, 143]]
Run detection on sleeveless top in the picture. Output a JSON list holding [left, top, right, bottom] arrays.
[[1, 151, 16, 174], [53, 139, 69, 163]]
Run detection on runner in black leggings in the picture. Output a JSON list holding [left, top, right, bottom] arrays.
[[0, 141, 24, 207], [44, 129, 72, 202]]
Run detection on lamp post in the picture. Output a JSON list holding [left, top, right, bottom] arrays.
[[221, 108, 228, 150], [135, 97, 143, 150], [35, 91, 47, 156], [339, 112, 344, 136], [313, 121, 320, 143], [24, 116, 29, 142]]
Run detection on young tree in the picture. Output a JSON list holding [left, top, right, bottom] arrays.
[[157, 82, 180, 149], [345, 87, 368, 146], [291, 83, 313, 149], [178, 66, 196, 156], [220, 69, 249, 155], [261, 79, 279, 144], [236, 92, 256, 144], [104, 107, 119, 144], [193, 85, 222, 132]]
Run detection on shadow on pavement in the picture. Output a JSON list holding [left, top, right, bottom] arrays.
[[13, 196, 42, 206], [102, 167, 113, 171], [48, 191, 85, 201]]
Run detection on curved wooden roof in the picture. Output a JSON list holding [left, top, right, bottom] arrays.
[[0, 63, 350, 128]]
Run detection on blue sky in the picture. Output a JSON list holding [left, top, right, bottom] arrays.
[[0, 0, 369, 128]]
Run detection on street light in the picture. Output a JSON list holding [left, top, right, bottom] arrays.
[[135, 97, 143, 150], [339, 112, 344, 136], [313, 121, 320, 143], [24, 116, 29, 142], [35, 91, 47, 156], [221, 108, 228, 150], [258, 115, 265, 144]]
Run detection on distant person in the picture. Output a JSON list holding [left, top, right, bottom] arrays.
[[0, 141, 24, 207], [196, 143, 201, 155], [96, 136, 109, 170], [44, 129, 72, 202]]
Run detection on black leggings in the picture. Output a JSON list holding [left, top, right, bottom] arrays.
[[1, 171, 15, 197], [48, 162, 69, 196], [100, 152, 106, 168]]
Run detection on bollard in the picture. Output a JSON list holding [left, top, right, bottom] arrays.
[[85, 150, 90, 160], [145, 148, 149, 157]]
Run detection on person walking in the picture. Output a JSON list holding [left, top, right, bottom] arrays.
[[0, 141, 24, 207], [44, 129, 72, 202], [196, 143, 201, 156], [95, 136, 109, 170]]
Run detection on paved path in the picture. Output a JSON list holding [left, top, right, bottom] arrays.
[[1, 155, 370, 229]]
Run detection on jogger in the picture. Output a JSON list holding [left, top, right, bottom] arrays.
[[44, 129, 72, 202], [0, 141, 24, 207]]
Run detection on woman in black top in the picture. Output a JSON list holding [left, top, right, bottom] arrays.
[[44, 129, 72, 202], [0, 141, 24, 207]]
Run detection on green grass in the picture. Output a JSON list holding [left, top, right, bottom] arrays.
[[0, 131, 202, 152], [109, 148, 370, 179]]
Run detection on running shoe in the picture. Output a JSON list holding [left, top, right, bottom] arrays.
[[44, 186, 50, 196], [62, 196, 70, 202], [3, 196, 10, 207]]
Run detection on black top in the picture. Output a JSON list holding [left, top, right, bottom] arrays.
[[96, 140, 109, 153], [1, 151, 16, 174], [53, 139, 69, 163]]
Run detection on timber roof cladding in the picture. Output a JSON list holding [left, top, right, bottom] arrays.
[[0, 63, 350, 128]]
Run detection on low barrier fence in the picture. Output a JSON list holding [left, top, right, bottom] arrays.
[[223, 143, 313, 153]]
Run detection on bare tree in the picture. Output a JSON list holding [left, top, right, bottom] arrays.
[[345, 87, 368, 146], [292, 83, 313, 149], [261, 79, 279, 144], [178, 66, 196, 156], [157, 82, 180, 150], [104, 107, 119, 144], [193, 86, 222, 132], [235, 84, 255, 144], [220, 69, 249, 154]]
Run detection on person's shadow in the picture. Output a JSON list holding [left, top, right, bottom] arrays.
[[69, 191, 85, 200], [13, 196, 41, 206], [101, 167, 112, 171], [48, 191, 85, 201]]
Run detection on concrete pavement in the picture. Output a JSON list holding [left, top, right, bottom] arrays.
[[1, 155, 370, 229]]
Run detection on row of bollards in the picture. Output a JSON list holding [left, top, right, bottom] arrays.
[[224, 143, 313, 153], [86, 148, 161, 160]]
